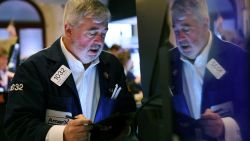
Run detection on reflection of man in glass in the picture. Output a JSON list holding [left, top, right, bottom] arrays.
[[170, 0, 249, 140]]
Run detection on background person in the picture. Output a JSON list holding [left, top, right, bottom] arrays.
[[4, 0, 136, 141], [0, 47, 14, 97], [0, 48, 9, 92], [115, 48, 143, 107], [215, 15, 245, 48], [170, 0, 249, 140], [108, 44, 121, 57]]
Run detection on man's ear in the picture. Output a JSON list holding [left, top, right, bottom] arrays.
[[64, 24, 72, 37], [203, 17, 210, 28]]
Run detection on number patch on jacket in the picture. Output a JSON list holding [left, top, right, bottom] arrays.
[[10, 84, 23, 91]]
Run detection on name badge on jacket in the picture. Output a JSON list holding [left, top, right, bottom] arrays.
[[50, 65, 71, 86], [206, 58, 226, 79], [45, 109, 72, 125]]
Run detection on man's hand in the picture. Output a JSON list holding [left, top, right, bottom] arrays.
[[199, 109, 225, 138], [64, 114, 92, 141]]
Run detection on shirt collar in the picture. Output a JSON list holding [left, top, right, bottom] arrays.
[[60, 37, 99, 71]]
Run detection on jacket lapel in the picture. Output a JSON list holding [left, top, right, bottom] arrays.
[[171, 49, 191, 116], [201, 35, 225, 112], [94, 53, 116, 122], [45, 38, 81, 111]]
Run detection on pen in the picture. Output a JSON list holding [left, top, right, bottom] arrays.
[[111, 84, 118, 99], [113, 87, 121, 99], [65, 115, 111, 131], [65, 115, 94, 129], [65, 115, 76, 119]]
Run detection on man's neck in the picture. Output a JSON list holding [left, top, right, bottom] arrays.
[[83, 63, 91, 69]]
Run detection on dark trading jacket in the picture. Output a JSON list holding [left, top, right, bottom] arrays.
[[4, 38, 136, 141]]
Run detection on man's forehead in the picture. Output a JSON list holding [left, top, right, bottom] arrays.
[[87, 26, 108, 31], [173, 13, 197, 24], [172, 16, 188, 26], [172, 11, 194, 20], [174, 15, 187, 21], [83, 16, 108, 24]]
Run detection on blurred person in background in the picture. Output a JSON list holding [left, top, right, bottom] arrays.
[[0, 21, 17, 141], [0, 21, 17, 93], [170, 0, 249, 140], [0, 48, 10, 93], [115, 48, 143, 107], [215, 15, 245, 48], [108, 44, 121, 56], [0, 21, 16, 93], [0, 47, 12, 141]]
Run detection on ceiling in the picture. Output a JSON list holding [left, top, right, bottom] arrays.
[[35, 0, 136, 21], [5, 0, 233, 24]]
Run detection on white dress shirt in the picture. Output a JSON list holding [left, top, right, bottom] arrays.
[[181, 31, 212, 119]]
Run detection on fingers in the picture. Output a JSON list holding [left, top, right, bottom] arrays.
[[64, 114, 92, 141], [75, 114, 87, 120], [201, 109, 220, 120], [200, 108, 221, 126], [68, 117, 92, 127], [64, 125, 90, 141], [199, 109, 225, 138]]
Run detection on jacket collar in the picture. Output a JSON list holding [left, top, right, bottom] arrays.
[[203, 34, 226, 86], [44, 38, 79, 98], [45, 38, 112, 99]]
